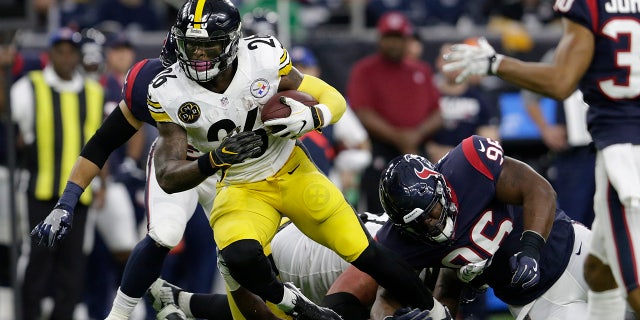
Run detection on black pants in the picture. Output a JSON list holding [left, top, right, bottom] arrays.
[[22, 196, 88, 320]]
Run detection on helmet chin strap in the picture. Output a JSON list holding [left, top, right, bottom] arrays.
[[430, 216, 453, 243]]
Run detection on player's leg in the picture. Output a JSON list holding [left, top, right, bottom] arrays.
[[281, 146, 435, 311], [600, 144, 640, 314], [106, 146, 199, 320], [212, 184, 284, 303], [213, 180, 341, 319], [585, 150, 629, 320]]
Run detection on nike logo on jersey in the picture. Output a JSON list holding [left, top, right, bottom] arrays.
[[478, 140, 486, 152], [576, 242, 582, 255], [221, 147, 238, 155], [288, 164, 301, 175]]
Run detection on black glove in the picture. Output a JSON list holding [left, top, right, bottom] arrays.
[[30, 206, 74, 247], [198, 129, 263, 175]]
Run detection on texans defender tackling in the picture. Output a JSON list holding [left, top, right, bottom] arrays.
[[147, 0, 447, 319], [442, 0, 640, 318], [328, 135, 591, 320]]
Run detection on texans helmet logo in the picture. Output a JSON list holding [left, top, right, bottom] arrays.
[[414, 167, 438, 180]]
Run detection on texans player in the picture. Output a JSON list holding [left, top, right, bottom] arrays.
[[28, 33, 238, 320], [442, 1, 640, 318], [327, 135, 592, 320], [147, 0, 445, 319]]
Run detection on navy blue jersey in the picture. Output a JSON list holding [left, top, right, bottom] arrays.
[[122, 58, 165, 126], [555, 0, 640, 149], [376, 135, 575, 305]]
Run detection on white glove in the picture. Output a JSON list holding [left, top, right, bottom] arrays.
[[442, 37, 503, 84], [264, 97, 331, 139], [457, 258, 491, 283]]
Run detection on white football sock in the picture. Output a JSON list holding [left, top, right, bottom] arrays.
[[588, 288, 626, 320], [277, 286, 297, 312], [105, 288, 141, 320]]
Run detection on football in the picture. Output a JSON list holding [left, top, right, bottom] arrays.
[[261, 90, 318, 123]]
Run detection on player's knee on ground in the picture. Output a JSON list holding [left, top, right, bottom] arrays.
[[584, 254, 618, 291], [220, 239, 283, 302], [322, 292, 369, 320]]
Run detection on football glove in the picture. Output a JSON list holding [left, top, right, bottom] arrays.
[[202, 129, 263, 173], [458, 258, 491, 283], [509, 252, 539, 289], [31, 206, 74, 247], [442, 37, 503, 84], [264, 97, 326, 139], [509, 230, 545, 289]]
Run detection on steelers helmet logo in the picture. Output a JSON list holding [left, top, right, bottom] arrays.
[[178, 102, 201, 124]]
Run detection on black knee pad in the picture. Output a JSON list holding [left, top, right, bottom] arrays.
[[219, 239, 282, 302]]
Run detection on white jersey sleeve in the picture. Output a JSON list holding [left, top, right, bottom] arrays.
[[147, 35, 298, 183]]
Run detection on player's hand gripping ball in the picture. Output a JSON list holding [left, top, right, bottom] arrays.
[[261, 90, 318, 134]]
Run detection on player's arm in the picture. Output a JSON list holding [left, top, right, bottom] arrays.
[[153, 121, 208, 193], [443, 18, 593, 100], [496, 18, 593, 99], [432, 268, 465, 316], [495, 156, 556, 289], [268, 66, 347, 139], [323, 264, 378, 319], [371, 286, 451, 320], [495, 156, 555, 239]]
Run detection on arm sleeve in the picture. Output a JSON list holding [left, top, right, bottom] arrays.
[[298, 74, 346, 124], [79, 106, 139, 168]]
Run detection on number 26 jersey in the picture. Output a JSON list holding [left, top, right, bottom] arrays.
[[147, 35, 295, 184]]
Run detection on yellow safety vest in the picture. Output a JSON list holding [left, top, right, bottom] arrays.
[[29, 70, 103, 205]]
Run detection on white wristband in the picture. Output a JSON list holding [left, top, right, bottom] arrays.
[[315, 104, 332, 127], [490, 54, 504, 75]]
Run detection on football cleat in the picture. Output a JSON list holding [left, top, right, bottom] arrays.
[[156, 304, 187, 320], [283, 282, 343, 320], [148, 278, 194, 319]]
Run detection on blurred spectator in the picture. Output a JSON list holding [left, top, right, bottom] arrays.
[[365, 0, 427, 28], [347, 11, 442, 213], [11, 27, 105, 320], [0, 40, 29, 320], [291, 45, 372, 207], [96, 0, 164, 31], [426, 42, 500, 163], [242, 7, 279, 37], [239, 0, 305, 42], [522, 48, 595, 228], [80, 28, 106, 81], [406, 31, 423, 61]]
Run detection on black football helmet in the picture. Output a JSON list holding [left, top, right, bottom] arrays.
[[160, 31, 178, 67], [379, 154, 457, 244], [172, 0, 242, 82]]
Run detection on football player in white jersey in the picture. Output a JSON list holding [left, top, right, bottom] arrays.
[[147, 0, 448, 320]]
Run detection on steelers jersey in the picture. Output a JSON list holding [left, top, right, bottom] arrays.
[[147, 35, 294, 184]]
